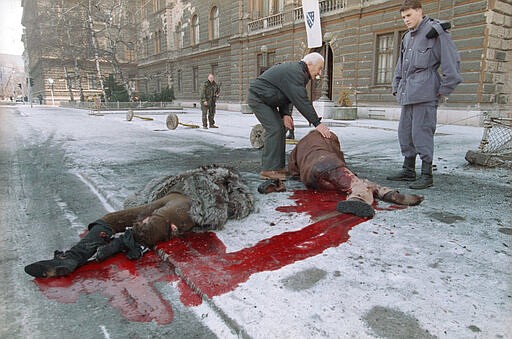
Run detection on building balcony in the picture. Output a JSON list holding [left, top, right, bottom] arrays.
[[248, 0, 347, 34], [248, 12, 284, 33]]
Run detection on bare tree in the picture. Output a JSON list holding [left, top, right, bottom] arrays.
[[25, 0, 137, 103], [86, 0, 138, 101]]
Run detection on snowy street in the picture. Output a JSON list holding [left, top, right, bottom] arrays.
[[0, 104, 510, 338]]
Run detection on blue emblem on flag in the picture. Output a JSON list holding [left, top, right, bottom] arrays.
[[306, 11, 315, 29]]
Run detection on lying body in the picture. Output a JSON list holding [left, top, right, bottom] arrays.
[[288, 130, 423, 217], [25, 165, 254, 278]]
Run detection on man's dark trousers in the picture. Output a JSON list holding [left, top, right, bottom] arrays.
[[202, 101, 216, 127], [247, 89, 286, 170]]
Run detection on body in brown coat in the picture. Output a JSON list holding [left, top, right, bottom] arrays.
[[24, 166, 254, 278], [288, 131, 423, 217]]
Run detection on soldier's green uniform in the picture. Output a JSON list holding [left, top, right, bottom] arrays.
[[200, 75, 220, 128]]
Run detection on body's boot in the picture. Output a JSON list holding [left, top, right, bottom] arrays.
[[386, 157, 416, 181], [382, 191, 424, 206], [336, 198, 375, 218], [409, 161, 433, 189], [24, 221, 113, 278]]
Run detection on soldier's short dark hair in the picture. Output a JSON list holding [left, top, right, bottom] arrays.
[[400, 0, 422, 12]]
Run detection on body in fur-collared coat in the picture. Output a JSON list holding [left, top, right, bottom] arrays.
[[105, 165, 255, 247], [24, 165, 255, 279]]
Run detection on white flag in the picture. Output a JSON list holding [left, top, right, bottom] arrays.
[[302, 0, 322, 48]]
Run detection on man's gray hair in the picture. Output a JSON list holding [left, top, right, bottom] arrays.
[[302, 52, 324, 65]]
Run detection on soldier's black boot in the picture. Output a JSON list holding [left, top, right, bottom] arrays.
[[409, 161, 433, 189], [386, 156, 416, 181], [24, 222, 113, 278]]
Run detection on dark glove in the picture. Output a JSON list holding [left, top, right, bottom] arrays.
[[121, 229, 148, 260], [426, 21, 451, 39]]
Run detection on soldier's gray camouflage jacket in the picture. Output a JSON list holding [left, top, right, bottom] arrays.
[[392, 16, 463, 105]]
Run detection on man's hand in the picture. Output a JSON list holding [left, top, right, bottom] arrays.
[[315, 122, 331, 138], [283, 115, 294, 130]]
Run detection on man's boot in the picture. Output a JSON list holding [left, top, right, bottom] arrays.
[[386, 157, 416, 181], [336, 198, 375, 218], [24, 222, 113, 278], [409, 161, 433, 189], [382, 191, 424, 206]]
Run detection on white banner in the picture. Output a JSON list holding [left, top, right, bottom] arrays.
[[302, 0, 322, 48]]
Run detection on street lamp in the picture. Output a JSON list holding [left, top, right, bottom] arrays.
[[48, 78, 55, 105], [318, 32, 333, 102]]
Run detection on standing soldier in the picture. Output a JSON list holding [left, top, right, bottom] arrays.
[[387, 0, 462, 189], [200, 74, 220, 129]]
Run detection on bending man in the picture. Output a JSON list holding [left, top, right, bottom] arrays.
[[288, 131, 423, 218], [247, 52, 331, 181], [25, 165, 254, 278]]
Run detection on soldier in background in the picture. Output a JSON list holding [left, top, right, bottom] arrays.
[[200, 74, 221, 129]]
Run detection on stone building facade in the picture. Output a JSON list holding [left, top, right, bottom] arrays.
[[22, 0, 511, 125]]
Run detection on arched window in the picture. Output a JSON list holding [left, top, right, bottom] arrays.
[[191, 15, 199, 46], [210, 7, 219, 40]]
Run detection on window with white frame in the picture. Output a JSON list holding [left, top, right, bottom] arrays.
[[375, 32, 395, 85]]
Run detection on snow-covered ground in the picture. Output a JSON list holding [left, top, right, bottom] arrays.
[[6, 105, 512, 338]]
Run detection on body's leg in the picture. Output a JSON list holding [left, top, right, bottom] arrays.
[[317, 167, 423, 217], [24, 220, 113, 278], [131, 193, 194, 247], [101, 198, 171, 233], [316, 168, 375, 217]]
